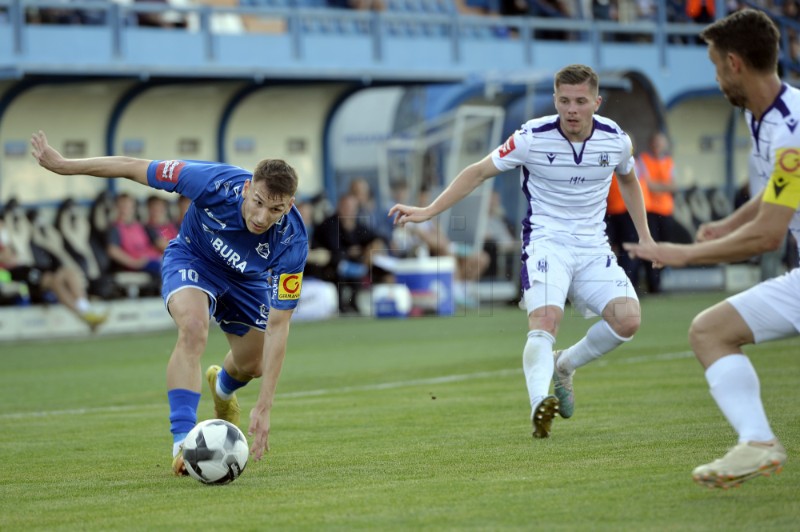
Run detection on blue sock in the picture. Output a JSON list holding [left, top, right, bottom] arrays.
[[168, 389, 201, 443], [218, 368, 248, 395]]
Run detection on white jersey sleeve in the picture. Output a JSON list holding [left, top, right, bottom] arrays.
[[491, 128, 532, 172], [615, 132, 635, 175]]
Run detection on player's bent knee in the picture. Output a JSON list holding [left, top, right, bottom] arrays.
[[612, 314, 640, 339]]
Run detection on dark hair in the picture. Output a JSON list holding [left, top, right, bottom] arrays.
[[700, 9, 779, 73], [554, 64, 599, 93], [252, 159, 299, 198]]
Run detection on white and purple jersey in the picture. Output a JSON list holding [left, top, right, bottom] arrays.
[[491, 114, 635, 248], [148, 160, 308, 317]]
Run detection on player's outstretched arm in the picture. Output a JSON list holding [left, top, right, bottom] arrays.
[[388, 156, 499, 226], [31, 130, 151, 186], [696, 192, 762, 242], [248, 307, 293, 461], [625, 201, 794, 266]]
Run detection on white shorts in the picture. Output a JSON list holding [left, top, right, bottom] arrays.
[[522, 239, 638, 317], [727, 268, 800, 343]]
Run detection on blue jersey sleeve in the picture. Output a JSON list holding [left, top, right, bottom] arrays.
[[269, 241, 309, 311], [146, 160, 250, 207]]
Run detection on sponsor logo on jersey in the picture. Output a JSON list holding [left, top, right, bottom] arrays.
[[277, 273, 303, 300], [204, 208, 227, 229], [233, 185, 241, 198], [787, 117, 798, 133], [281, 232, 295, 245], [499, 136, 516, 158], [155, 160, 185, 183], [256, 242, 270, 260], [546, 153, 556, 164], [778, 148, 800, 174], [211, 237, 247, 272]]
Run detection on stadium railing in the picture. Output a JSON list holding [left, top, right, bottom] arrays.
[[0, 0, 712, 81]]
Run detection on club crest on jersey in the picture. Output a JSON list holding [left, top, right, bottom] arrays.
[[256, 242, 270, 260], [156, 160, 185, 183], [499, 136, 516, 158], [537, 258, 548, 273], [598, 152, 610, 167]]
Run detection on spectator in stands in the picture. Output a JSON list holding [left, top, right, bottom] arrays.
[[108, 193, 162, 278], [391, 64, 653, 440], [292, 200, 338, 321], [482, 190, 518, 281], [30, 129, 308, 473], [0, 219, 108, 331], [347, 177, 381, 232], [145, 194, 179, 253], [327, 0, 385, 10], [637, 130, 680, 293], [313, 193, 392, 313], [296, 200, 333, 279]]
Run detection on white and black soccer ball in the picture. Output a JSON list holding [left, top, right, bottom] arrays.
[[183, 419, 249, 485]]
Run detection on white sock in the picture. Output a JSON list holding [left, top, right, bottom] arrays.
[[215, 379, 233, 401], [523, 330, 555, 412], [172, 439, 185, 458], [76, 298, 91, 314], [705, 354, 776, 443], [558, 320, 630, 373]]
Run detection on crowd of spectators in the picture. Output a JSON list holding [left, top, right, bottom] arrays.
[[0, 193, 190, 331]]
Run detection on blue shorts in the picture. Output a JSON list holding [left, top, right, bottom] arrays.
[[161, 242, 270, 336]]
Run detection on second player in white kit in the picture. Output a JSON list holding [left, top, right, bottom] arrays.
[[390, 64, 654, 438]]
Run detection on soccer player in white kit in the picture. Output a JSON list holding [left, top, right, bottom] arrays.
[[390, 64, 654, 439], [626, 10, 792, 489]]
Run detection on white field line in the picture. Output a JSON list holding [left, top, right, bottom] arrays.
[[1, 350, 694, 420]]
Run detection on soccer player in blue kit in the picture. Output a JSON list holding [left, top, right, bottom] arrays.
[[30, 131, 308, 474]]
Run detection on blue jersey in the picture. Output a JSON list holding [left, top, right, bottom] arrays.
[[148, 160, 308, 313]]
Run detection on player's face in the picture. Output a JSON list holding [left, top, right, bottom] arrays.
[[554, 82, 601, 142], [241, 180, 294, 235], [708, 43, 747, 108]]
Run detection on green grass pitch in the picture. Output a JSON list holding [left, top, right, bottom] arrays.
[[1, 292, 798, 530]]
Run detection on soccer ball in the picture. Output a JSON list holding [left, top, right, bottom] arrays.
[[182, 419, 249, 485]]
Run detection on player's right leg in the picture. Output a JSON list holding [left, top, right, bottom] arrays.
[[161, 243, 222, 476], [689, 274, 799, 488], [521, 241, 569, 439], [166, 287, 212, 475]]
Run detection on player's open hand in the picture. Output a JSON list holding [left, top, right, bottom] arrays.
[[388, 204, 431, 226], [623, 241, 689, 268], [30, 130, 65, 173], [248, 405, 271, 461]]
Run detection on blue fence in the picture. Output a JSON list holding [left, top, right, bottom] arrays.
[[0, 0, 718, 95]]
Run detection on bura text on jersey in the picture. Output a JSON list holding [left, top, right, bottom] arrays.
[[211, 237, 247, 272]]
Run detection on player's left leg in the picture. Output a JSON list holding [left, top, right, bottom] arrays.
[[207, 279, 271, 426], [554, 251, 640, 418], [207, 329, 265, 426], [689, 276, 797, 488]]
